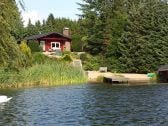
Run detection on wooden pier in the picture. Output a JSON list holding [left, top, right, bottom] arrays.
[[87, 71, 151, 84], [103, 76, 128, 84]]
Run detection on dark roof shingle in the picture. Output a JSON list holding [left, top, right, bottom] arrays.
[[24, 32, 71, 40]]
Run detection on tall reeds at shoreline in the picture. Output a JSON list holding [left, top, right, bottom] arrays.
[[0, 53, 87, 88]]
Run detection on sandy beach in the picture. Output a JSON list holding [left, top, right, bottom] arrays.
[[87, 71, 151, 84]]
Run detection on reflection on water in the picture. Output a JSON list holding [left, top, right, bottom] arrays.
[[0, 84, 168, 125], [0, 104, 5, 111]]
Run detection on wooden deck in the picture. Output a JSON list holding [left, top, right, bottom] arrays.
[[103, 76, 128, 84], [87, 71, 151, 84]]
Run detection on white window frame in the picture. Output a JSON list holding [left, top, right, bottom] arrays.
[[51, 42, 60, 50]]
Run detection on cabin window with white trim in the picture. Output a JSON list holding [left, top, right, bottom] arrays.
[[51, 42, 60, 50]]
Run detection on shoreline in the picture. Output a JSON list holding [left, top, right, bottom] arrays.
[[0, 70, 155, 89], [86, 71, 152, 85]]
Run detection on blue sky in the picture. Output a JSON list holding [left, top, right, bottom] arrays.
[[17, 0, 82, 26]]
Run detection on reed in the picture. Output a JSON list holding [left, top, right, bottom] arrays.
[[0, 61, 87, 88]]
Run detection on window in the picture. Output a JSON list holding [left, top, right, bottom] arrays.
[[52, 43, 55, 48], [51, 42, 60, 50], [56, 43, 59, 48]]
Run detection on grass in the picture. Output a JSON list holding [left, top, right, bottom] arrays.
[[96, 75, 104, 82], [0, 53, 87, 88]]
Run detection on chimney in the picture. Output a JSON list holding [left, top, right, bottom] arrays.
[[63, 27, 70, 37]]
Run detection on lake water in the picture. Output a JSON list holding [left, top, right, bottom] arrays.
[[0, 84, 168, 126]]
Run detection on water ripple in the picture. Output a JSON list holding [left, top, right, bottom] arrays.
[[0, 84, 168, 125]]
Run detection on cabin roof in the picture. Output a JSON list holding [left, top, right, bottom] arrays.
[[24, 32, 71, 41], [158, 65, 168, 71]]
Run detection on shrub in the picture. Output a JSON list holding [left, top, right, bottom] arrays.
[[80, 53, 87, 61], [71, 34, 83, 52], [19, 40, 32, 67], [80, 53, 101, 71], [71, 52, 80, 59], [28, 41, 41, 52], [20, 40, 32, 58], [62, 54, 73, 62], [63, 51, 71, 55]]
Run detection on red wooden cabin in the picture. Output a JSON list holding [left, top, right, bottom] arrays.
[[25, 28, 71, 52]]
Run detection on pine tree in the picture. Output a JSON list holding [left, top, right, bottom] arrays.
[[35, 20, 42, 34], [6, 0, 24, 40], [0, 0, 27, 68], [26, 19, 37, 36], [78, 0, 107, 55], [46, 13, 55, 32], [78, 0, 128, 55], [116, 1, 168, 73]]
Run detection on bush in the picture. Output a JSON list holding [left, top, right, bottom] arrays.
[[71, 34, 83, 52], [63, 51, 71, 55], [20, 40, 32, 58], [19, 40, 32, 67], [71, 52, 80, 59], [61, 54, 73, 62], [28, 41, 41, 52], [80, 53, 101, 71], [80, 53, 87, 61], [102, 57, 119, 72]]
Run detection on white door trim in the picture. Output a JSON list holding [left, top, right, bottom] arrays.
[[51, 42, 60, 50]]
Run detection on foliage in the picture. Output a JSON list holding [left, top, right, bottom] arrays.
[[62, 51, 71, 55], [61, 54, 73, 62], [20, 40, 32, 58], [80, 53, 87, 61], [78, 0, 168, 73], [115, 1, 168, 73], [149, 73, 157, 83], [1, 0, 168, 78], [0, 0, 28, 69], [25, 15, 84, 52], [46, 14, 55, 32], [32, 53, 50, 64], [19, 40, 32, 66], [71, 34, 83, 52], [71, 52, 80, 59], [78, 0, 115, 55], [80, 53, 101, 70], [0, 61, 87, 88], [4, 0, 24, 40], [28, 41, 41, 52]]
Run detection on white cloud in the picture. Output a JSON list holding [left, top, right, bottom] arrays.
[[21, 10, 42, 26]]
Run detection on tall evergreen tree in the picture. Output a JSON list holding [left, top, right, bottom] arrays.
[[35, 20, 42, 34], [0, 0, 27, 68], [7, 0, 24, 39], [78, 0, 128, 55], [25, 19, 38, 36], [46, 13, 55, 32], [116, 1, 168, 73], [78, 0, 108, 54]]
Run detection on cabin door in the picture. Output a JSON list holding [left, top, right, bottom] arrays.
[[51, 42, 60, 50]]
